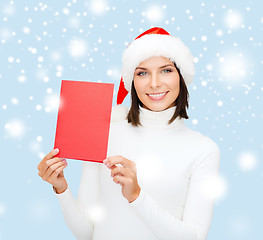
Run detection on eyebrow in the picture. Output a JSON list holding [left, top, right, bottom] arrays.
[[160, 64, 175, 69], [135, 64, 175, 70]]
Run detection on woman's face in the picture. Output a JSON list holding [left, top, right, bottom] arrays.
[[133, 56, 180, 112]]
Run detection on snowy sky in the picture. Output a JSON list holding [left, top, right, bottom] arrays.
[[0, 0, 262, 239]]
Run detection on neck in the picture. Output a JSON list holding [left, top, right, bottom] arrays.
[[138, 105, 184, 129]]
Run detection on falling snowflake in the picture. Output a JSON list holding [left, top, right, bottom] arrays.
[[201, 35, 207, 42], [22, 26, 31, 34], [217, 100, 223, 107], [17, 75, 26, 83], [237, 151, 257, 171]]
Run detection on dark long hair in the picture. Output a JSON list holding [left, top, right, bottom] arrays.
[[127, 64, 189, 127]]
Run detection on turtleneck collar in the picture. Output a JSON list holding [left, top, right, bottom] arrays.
[[138, 105, 185, 129]]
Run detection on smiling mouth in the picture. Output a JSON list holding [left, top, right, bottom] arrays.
[[147, 91, 168, 100]]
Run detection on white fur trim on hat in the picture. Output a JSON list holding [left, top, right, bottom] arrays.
[[121, 34, 195, 92]]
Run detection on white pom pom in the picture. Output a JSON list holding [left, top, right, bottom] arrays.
[[111, 105, 129, 122]]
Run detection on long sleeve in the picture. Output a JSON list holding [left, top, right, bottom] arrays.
[[55, 161, 101, 240], [55, 187, 94, 240], [129, 140, 220, 240]]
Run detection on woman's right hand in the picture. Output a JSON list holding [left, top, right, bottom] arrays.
[[37, 148, 68, 194]]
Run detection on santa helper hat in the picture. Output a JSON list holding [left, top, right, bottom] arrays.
[[116, 27, 195, 105]]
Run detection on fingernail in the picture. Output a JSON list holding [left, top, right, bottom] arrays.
[[54, 148, 59, 154], [106, 163, 110, 167], [103, 159, 108, 164], [62, 159, 67, 163]]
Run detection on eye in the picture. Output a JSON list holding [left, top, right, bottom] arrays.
[[162, 68, 172, 73], [137, 71, 148, 76]]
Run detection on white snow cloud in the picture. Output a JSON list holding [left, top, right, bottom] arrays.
[[11, 97, 19, 105], [2, 4, 16, 16], [18, 75, 26, 83], [206, 64, 213, 71], [36, 136, 43, 142], [136, 153, 163, 182], [144, 5, 164, 22], [36, 104, 42, 111], [22, 26, 31, 34], [217, 100, 223, 107], [68, 39, 88, 58], [0, 28, 12, 41], [237, 151, 257, 171], [29, 199, 52, 221], [28, 47, 37, 54], [224, 10, 243, 29], [68, 16, 80, 28], [62, 8, 70, 15], [29, 141, 41, 153], [88, 0, 108, 15], [44, 94, 60, 112], [228, 215, 251, 237], [216, 29, 224, 37], [36, 68, 48, 81], [201, 35, 207, 42], [4, 119, 25, 138], [86, 204, 105, 223], [192, 119, 198, 125], [106, 67, 121, 79], [38, 152, 45, 159], [0, 202, 7, 216], [50, 51, 62, 62], [200, 174, 228, 201], [38, 56, 44, 62], [218, 53, 249, 82], [8, 56, 14, 63]]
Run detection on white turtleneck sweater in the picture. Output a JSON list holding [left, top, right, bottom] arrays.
[[55, 105, 220, 240]]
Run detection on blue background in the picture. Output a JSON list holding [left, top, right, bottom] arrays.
[[0, 0, 262, 239]]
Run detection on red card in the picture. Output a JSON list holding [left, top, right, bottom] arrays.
[[54, 80, 114, 163]]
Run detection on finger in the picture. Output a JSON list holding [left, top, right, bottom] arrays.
[[45, 148, 60, 161], [107, 164, 118, 173], [38, 148, 60, 171], [111, 166, 129, 178], [38, 157, 64, 177], [44, 161, 67, 179], [113, 175, 130, 186], [106, 155, 133, 169], [43, 162, 67, 184], [49, 164, 67, 180]]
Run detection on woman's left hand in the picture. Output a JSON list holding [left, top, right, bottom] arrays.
[[103, 155, 141, 203]]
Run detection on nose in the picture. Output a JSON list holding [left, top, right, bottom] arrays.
[[149, 72, 161, 89]]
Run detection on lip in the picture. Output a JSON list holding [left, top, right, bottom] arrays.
[[147, 91, 168, 101]]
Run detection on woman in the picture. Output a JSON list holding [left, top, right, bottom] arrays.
[[38, 27, 220, 240]]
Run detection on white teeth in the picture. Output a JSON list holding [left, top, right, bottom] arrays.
[[148, 92, 166, 98]]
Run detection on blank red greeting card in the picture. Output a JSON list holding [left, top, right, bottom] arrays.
[[54, 80, 114, 163]]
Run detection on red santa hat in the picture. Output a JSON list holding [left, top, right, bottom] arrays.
[[117, 27, 195, 105]]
